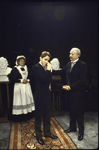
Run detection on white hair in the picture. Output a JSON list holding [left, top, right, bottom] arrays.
[[70, 48, 81, 56]]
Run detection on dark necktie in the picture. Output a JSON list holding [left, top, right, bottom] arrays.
[[21, 68, 25, 71]]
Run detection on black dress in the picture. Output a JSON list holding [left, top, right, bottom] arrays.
[[7, 65, 35, 122]]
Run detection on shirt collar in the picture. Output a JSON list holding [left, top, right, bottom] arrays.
[[18, 65, 25, 68], [71, 58, 79, 63], [39, 61, 43, 67], [39, 61, 47, 71]]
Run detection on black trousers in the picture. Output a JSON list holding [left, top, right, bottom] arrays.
[[35, 93, 51, 138], [70, 112, 84, 134]]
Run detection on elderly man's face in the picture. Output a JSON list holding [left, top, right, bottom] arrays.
[[69, 49, 79, 61]]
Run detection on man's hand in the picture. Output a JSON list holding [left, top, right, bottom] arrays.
[[63, 85, 70, 91], [22, 79, 28, 84], [47, 63, 52, 71]]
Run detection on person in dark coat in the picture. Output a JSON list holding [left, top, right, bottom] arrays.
[[52, 48, 87, 141], [32, 51, 65, 145]]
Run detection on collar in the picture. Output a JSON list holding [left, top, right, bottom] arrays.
[[39, 61, 44, 67], [39, 62, 47, 71], [18, 65, 25, 68], [71, 58, 79, 63]]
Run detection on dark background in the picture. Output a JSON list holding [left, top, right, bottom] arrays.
[[0, 2, 98, 66], [0, 2, 98, 112]]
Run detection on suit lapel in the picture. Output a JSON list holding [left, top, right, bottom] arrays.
[[67, 61, 71, 73], [37, 63, 45, 72], [70, 60, 79, 72]]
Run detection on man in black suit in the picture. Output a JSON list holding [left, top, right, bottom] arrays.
[[52, 48, 87, 141], [32, 51, 65, 145]]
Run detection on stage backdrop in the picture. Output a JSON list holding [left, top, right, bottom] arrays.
[[0, 2, 98, 111], [0, 2, 97, 66]]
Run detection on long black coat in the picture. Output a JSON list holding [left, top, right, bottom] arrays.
[[32, 63, 63, 137], [52, 60, 87, 113], [32, 63, 62, 110]]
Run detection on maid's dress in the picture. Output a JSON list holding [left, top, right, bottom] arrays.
[[8, 65, 35, 122]]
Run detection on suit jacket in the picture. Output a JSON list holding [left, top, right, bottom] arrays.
[[32, 63, 62, 108], [52, 60, 87, 113]]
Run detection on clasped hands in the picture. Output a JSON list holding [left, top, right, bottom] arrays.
[[62, 85, 70, 91], [22, 79, 28, 84]]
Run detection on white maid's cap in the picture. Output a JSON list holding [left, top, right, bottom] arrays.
[[16, 55, 25, 60]]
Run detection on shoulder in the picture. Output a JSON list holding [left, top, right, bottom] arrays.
[[78, 60, 87, 69], [66, 61, 71, 67], [78, 60, 86, 65], [32, 63, 41, 69], [25, 65, 30, 72], [24, 65, 28, 71], [8, 66, 19, 78], [11, 66, 23, 75], [11, 66, 18, 72], [67, 61, 71, 65], [32, 63, 38, 69]]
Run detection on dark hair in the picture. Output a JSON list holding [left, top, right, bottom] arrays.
[[40, 51, 52, 59]]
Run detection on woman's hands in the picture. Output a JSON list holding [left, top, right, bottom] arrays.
[[22, 79, 28, 84], [62, 85, 71, 91]]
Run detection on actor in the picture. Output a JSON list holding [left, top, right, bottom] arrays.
[[32, 51, 65, 145], [8, 55, 35, 122], [52, 48, 87, 141]]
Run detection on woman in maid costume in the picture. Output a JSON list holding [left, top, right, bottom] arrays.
[[8, 55, 35, 122]]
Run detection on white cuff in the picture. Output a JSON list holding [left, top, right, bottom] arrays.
[[20, 79, 24, 83], [69, 86, 71, 90]]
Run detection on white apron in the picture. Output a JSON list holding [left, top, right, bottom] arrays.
[[12, 65, 35, 115]]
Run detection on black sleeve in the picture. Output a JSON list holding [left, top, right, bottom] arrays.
[[7, 67, 22, 83], [32, 65, 52, 83], [52, 66, 66, 77]]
